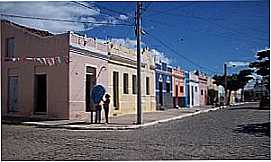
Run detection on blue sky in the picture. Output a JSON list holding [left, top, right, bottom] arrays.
[[82, 0, 269, 75], [0, 1, 269, 76]]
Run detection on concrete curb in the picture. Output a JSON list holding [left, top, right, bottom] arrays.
[[23, 106, 226, 131]]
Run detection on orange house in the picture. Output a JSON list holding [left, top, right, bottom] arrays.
[[172, 67, 185, 108]]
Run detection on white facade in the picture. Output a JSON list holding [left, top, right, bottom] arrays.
[[189, 72, 200, 107]]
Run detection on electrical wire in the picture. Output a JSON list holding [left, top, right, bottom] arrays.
[[71, 1, 134, 24], [0, 13, 134, 26], [144, 30, 222, 74], [144, 8, 268, 41], [94, 2, 133, 17]]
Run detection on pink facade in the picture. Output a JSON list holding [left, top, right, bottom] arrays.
[[68, 33, 108, 120], [172, 67, 185, 97], [172, 67, 184, 107], [198, 74, 208, 106], [1, 20, 69, 119], [1, 20, 108, 120]]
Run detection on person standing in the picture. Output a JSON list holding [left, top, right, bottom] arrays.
[[103, 94, 111, 124], [95, 102, 102, 124]]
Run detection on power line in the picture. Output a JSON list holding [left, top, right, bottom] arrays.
[[144, 9, 268, 41], [142, 16, 266, 45], [71, 1, 134, 24], [0, 13, 134, 26], [95, 2, 133, 17], [144, 30, 222, 74], [146, 2, 196, 17]]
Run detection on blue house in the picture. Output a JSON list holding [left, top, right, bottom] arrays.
[[183, 71, 190, 107], [155, 62, 174, 110]]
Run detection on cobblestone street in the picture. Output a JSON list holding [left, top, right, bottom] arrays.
[[1, 103, 270, 160]]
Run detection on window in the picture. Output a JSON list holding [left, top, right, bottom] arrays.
[[195, 86, 198, 92], [166, 82, 170, 93], [146, 77, 150, 95], [8, 76, 18, 112], [6, 38, 15, 57], [123, 73, 128, 94], [201, 90, 204, 95], [180, 86, 184, 93], [132, 75, 137, 94]]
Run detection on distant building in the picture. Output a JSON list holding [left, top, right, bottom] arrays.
[[197, 73, 208, 106], [218, 85, 225, 105], [172, 67, 185, 108], [207, 77, 218, 105], [184, 71, 190, 107], [189, 72, 200, 107], [155, 59, 173, 110]]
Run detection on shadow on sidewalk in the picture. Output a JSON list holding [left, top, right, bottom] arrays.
[[233, 122, 270, 137]]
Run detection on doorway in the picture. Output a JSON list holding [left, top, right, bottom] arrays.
[[85, 66, 96, 112], [113, 71, 119, 110], [34, 74, 47, 114], [8, 76, 18, 112], [174, 85, 178, 107], [191, 86, 194, 106], [159, 81, 163, 106]]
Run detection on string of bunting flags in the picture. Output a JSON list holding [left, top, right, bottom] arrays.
[[4, 56, 71, 66]]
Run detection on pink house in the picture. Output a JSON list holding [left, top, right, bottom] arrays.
[[1, 20, 108, 120], [198, 73, 208, 106], [172, 67, 185, 108]]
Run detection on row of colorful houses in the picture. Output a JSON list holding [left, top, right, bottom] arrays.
[[1, 20, 227, 121]]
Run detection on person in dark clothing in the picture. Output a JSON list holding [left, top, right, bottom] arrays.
[[95, 102, 102, 124], [103, 94, 111, 124]]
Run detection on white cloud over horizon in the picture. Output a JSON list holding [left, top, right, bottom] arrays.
[[150, 49, 171, 64], [119, 14, 128, 20], [110, 38, 144, 49], [95, 37, 171, 64], [227, 61, 250, 67], [0, 1, 122, 34]]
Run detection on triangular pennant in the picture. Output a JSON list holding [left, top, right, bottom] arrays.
[[42, 58, 47, 65], [46, 58, 52, 66], [50, 58, 55, 66]]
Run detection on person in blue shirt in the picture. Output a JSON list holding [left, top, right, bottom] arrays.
[[95, 102, 102, 124]]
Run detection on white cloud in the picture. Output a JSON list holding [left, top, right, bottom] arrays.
[[110, 38, 145, 49], [119, 14, 128, 20], [150, 49, 170, 64], [0, 1, 117, 33], [227, 61, 249, 67]]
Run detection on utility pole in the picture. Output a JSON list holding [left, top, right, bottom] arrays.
[[136, 1, 143, 124], [224, 63, 227, 105]]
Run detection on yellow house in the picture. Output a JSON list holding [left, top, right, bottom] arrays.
[[107, 44, 156, 116]]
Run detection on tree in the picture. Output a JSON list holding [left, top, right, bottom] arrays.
[[249, 49, 270, 91], [237, 69, 253, 101], [249, 49, 270, 108], [213, 69, 253, 104]]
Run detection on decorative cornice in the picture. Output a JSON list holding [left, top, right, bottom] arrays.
[[69, 45, 108, 61]]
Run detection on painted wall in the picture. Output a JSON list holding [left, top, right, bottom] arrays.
[[172, 67, 185, 108], [1, 20, 69, 119], [155, 62, 173, 110], [189, 72, 200, 107], [218, 85, 225, 105], [68, 33, 109, 120], [198, 74, 208, 106], [184, 71, 190, 107], [107, 45, 156, 116]]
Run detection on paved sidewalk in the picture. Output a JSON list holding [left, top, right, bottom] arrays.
[[19, 105, 227, 130]]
